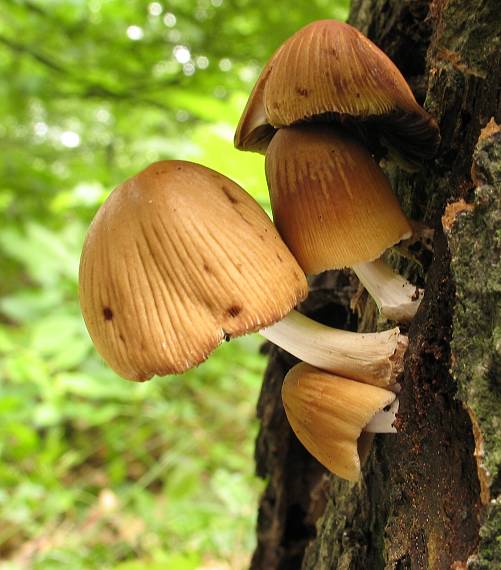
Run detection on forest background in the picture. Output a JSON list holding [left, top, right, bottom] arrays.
[[0, 1, 349, 569]]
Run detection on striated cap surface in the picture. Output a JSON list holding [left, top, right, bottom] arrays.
[[235, 19, 439, 166], [265, 124, 412, 272], [79, 160, 307, 380], [282, 362, 396, 481]]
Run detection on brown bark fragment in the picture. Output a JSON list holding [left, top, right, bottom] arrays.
[[441, 199, 475, 232]]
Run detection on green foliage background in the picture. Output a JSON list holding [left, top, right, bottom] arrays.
[[0, 1, 348, 568]]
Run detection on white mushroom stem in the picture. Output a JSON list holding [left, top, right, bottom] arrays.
[[352, 258, 424, 322], [260, 310, 407, 387], [364, 398, 399, 433]]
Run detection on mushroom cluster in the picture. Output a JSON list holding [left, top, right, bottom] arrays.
[[79, 160, 406, 386], [79, 19, 439, 483], [236, 19, 439, 323], [234, 19, 440, 478]]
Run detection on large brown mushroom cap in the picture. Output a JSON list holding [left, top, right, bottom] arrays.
[[265, 124, 412, 272], [79, 160, 308, 381], [282, 362, 396, 481], [235, 19, 439, 167]]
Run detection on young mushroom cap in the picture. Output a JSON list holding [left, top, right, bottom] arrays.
[[235, 19, 439, 167], [79, 160, 308, 381], [265, 123, 412, 273], [282, 362, 397, 481]]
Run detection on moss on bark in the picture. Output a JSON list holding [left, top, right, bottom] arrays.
[[449, 127, 501, 569]]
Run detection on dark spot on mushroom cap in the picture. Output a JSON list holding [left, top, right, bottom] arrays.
[[203, 262, 212, 273], [277, 253, 283, 262], [227, 305, 242, 318], [296, 87, 309, 97], [222, 185, 238, 204], [119, 333, 125, 342], [103, 307, 113, 320]]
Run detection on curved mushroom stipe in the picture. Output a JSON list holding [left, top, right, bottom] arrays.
[[262, 310, 407, 387]]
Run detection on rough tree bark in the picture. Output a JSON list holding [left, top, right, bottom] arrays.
[[251, 1, 500, 568]]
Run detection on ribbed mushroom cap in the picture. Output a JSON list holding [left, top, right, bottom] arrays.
[[282, 362, 396, 481], [79, 160, 308, 381], [265, 124, 412, 273], [235, 19, 439, 167]]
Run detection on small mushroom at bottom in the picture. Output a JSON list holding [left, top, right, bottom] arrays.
[[282, 362, 398, 481]]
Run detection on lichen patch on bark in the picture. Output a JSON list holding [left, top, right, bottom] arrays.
[[449, 129, 501, 570]]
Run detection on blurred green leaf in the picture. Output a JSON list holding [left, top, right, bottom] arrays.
[[0, 0, 349, 567], [113, 551, 201, 570]]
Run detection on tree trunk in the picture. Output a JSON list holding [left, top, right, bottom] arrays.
[[251, 1, 500, 568]]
